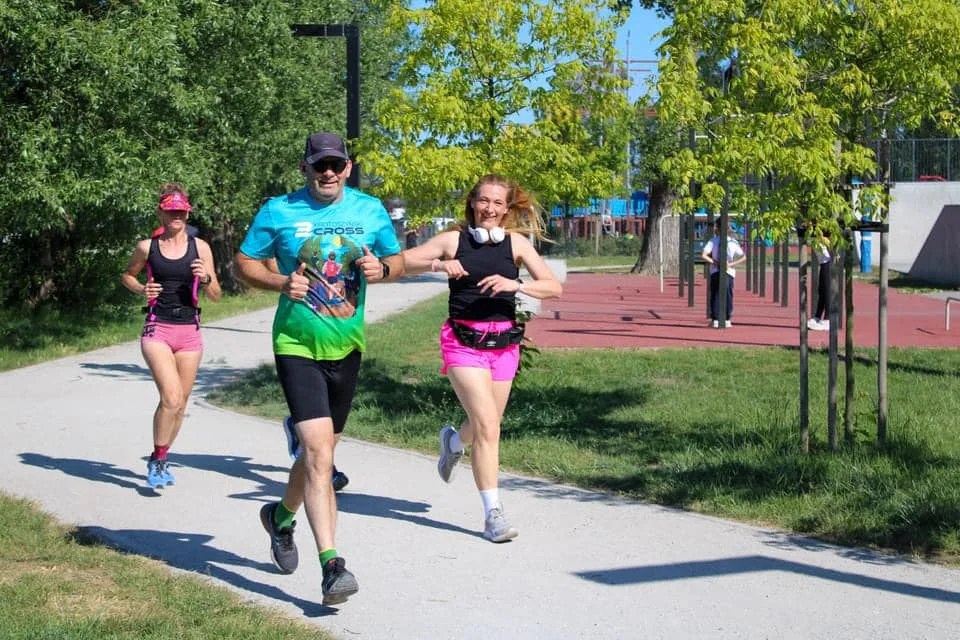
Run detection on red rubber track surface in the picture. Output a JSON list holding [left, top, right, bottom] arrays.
[[526, 273, 960, 349]]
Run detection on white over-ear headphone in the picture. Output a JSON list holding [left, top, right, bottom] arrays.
[[468, 225, 506, 244]]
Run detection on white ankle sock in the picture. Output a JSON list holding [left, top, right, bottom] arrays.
[[480, 489, 500, 516]]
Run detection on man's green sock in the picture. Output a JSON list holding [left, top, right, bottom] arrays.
[[273, 501, 297, 529], [319, 548, 338, 566]]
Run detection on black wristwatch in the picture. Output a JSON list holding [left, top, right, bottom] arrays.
[[380, 261, 391, 280], [200, 275, 212, 286]]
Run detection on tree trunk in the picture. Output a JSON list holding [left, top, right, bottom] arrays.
[[208, 217, 242, 294], [632, 179, 674, 274], [844, 231, 856, 443]]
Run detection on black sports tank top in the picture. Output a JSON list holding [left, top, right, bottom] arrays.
[[448, 228, 519, 321], [146, 236, 199, 324]]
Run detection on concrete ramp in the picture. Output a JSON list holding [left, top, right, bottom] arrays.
[[909, 205, 960, 287]]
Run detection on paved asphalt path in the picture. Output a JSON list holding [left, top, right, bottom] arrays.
[[2, 274, 959, 639]]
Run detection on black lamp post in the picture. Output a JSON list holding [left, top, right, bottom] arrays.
[[291, 24, 361, 188]]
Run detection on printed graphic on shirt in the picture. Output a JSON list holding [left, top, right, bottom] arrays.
[[297, 234, 363, 319]]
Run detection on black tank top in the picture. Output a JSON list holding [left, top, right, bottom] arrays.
[[448, 228, 519, 322], [146, 236, 199, 324]]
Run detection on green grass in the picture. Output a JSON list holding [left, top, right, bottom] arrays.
[[0, 290, 278, 372], [855, 269, 956, 294], [209, 293, 960, 564], [0, 493, 331, 639], [564, 255, 636, 270]]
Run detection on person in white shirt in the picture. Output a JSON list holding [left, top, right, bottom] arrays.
[[701, 220, 746, 328]]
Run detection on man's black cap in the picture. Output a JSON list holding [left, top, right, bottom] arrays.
[[304, 132, 348, 163]]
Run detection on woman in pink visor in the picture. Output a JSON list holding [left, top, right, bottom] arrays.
[[121, 183, 221, 489]]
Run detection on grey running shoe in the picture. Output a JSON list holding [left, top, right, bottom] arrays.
[[437, 425, 463, 483], [332, 465, 349, 492], [282, 416, 302, 461], [483, 507, 518, 543], [321, 557, 359, 605], [259, 502, 299, 574]]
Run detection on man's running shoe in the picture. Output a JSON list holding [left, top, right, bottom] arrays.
[[437, 425, 463, 483], [146, 459, 167, 489], [332, 466, 349, 492], [483, 507, 518, 543], [321, 557, 359, 605], [282, 416, 302, 461], [259, 502, 299, 574]]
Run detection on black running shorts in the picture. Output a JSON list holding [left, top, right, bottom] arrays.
[[274, 350, 362, 434]]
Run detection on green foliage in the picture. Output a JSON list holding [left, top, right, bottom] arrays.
[[656, 0, 960, 245], [0, 0, 401, 309], [0, 289, 277, 372], [360, 0, 632, 223], [629, 101, 684, 191]]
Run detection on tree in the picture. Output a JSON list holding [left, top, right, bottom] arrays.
[[655, 0, 960, 449], [359, 0, 631, 225], [627, 103, 684, 274], [0, 0, 401, 307]]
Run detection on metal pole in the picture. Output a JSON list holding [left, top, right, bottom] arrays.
[[752, 234, 760, 294], [799, 242, 810, 453], [772, 239, 781, 303], [291, 23, 362, 188], [827, 248, 839, 451], [781, 236, 789, 307], [811, 258, 819, 319], [717, 190, 730, 326], [759, 235, 767, 297], [844, 230, 856, 443], [345, 25, 361, 188], [879, 231, 889, 441], [688, 212, 696, 308], [678, 215, 686, 298]]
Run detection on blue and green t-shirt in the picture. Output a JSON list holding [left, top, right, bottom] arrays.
[[239, 187, 401, 360]]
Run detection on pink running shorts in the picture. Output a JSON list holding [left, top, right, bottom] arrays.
[[440, 319, 520, 381], [141, 321, 204, 353]]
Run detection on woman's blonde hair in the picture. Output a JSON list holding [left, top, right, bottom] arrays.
[[462, 174, 548, 240]]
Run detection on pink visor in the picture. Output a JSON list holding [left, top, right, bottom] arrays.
[[159, 192, 192, 212]]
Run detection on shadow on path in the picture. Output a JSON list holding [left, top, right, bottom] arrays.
[[574, 555, 960, 604], [168, 453, 481, 538], [19, 452, 157, 497], [337, 492, 483, 539], [72, 526, 335, 617], [78, 361, 255, 393]]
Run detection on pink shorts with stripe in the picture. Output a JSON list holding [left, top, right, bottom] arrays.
[[141, 321, 204, 353], [440, 319, 520, 381]]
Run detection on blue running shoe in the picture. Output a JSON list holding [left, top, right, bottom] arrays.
[[161, 461, 176, 486], [282, 416, 302, 461], [146, 459, 166, 489]]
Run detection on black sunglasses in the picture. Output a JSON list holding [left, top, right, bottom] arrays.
[[311, 158, 348, 174]]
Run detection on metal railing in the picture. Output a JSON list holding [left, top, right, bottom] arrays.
[[868, 138, 960, 182]]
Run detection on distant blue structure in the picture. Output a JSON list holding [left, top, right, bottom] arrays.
[[550, 192, 649, 218]]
